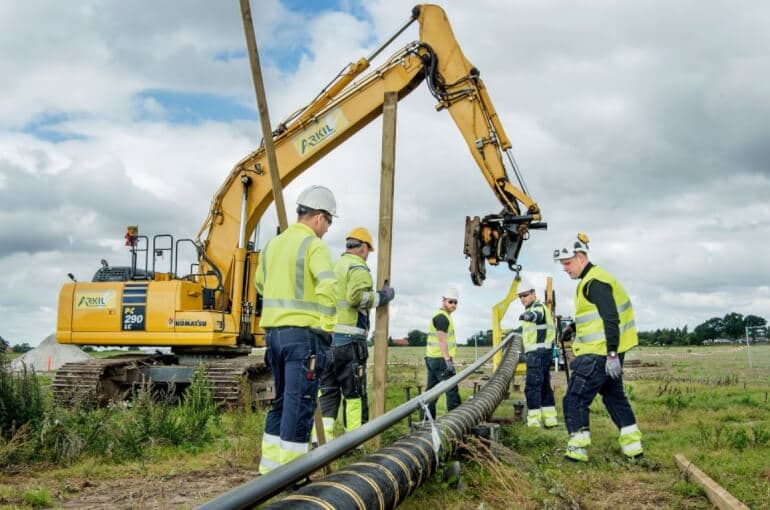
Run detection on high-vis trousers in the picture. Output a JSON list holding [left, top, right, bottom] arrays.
[[562, 353, 642, 461], [259, 327, 331, 474], [318, 337, 369, 440], [524, 347, 557, 427]]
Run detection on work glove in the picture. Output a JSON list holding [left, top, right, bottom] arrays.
[[444, 358, 456, 377], [605, 353, 622, 380], [377, 284, 395, 307], [560, 322, 575, 342], [519, 311, 537, 322]]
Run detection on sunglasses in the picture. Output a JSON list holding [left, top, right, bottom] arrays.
[[322, 211, 333, 225], [446, 299, 458, 305]]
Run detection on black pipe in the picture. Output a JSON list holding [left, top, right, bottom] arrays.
[[198, 334, 518, 510], [265, 335, 522, 509]]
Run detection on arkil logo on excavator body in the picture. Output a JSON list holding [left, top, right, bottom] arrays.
[[76, 291, 117, 309], [292, 109, 350, 157]]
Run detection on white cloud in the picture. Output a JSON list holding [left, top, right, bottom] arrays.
[[1, 1, 769, 345]]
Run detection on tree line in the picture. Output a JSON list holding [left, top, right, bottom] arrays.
[[384, 312, 767, 347]]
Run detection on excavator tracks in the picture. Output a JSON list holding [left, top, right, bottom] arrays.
[[53, 355, 273, 408], [52, 354, 157, 406], [202, 356, 273, 407]]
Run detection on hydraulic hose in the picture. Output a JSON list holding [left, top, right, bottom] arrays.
[[263, 334, 522, 509]]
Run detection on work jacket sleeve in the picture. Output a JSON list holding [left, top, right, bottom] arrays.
[[254, 241, 268, 295], [346, 266, 375, 310], [584, 280, 620, 352], [308, 239, 338, 332]]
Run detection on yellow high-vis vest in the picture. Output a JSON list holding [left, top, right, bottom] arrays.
[[333, 253, 373, 337], [522, 300, 556, 353], [254, 223, 337, 331], [574, 265, 638, 356], [426, 309, 456, 358]]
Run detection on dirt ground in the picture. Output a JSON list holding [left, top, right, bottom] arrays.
[[4, 466, 258, 509]]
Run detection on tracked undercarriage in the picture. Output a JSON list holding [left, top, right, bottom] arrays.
[[53, 352, 273, 408]]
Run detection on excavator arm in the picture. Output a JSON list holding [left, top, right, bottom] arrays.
[[197, 4, 545, 305]]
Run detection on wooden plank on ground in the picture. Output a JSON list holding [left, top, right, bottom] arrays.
[[674, 453, 750, 510]]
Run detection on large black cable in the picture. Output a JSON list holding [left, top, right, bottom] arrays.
[[263, 335, 522, 510]]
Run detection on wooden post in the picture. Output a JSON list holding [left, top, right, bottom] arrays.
[[675, 454, 750, 510], [372, 92, 398, 448], [239, 0, 288, 231], [242, 0, 334, 462]]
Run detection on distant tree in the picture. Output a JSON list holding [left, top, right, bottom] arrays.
[[127, 346, 141, 351], [81, 346, 95, 352], [12, 342, 32, 353], [387, 336, 394, 347], [722, 312, 745, 339], [744, 315, 767, 328], [407, 330, 428, 347], [467, 329, 493, 346], [693, 317, 723, 343], [0, 336, 8, 351]]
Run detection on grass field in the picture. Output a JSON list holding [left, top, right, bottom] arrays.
[[1, 344, 769, 509]]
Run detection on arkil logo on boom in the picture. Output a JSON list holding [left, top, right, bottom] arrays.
[[292, 109, 350, 157]]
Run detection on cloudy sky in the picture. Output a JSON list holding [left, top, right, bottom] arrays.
[[2, 0, 769, 346]]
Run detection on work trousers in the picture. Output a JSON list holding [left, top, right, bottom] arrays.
[[424, 357, 461, 420], [319, 336, 369, 438], [563, 353, 636, 433], [524, 348, 556, 411], [260, 327, 331, 473]]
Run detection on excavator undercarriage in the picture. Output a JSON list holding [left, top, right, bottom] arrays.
[[53, 351, 273, 408]]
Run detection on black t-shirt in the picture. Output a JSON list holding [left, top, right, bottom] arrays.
[[432, 313, 450, 333]]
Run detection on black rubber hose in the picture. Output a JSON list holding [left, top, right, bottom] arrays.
[[264, 335, 522, 509]]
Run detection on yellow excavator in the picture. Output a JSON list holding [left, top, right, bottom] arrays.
[[54, 4, 546, 406]]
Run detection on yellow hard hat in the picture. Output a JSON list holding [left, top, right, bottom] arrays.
[[346, 227, 375, 251]]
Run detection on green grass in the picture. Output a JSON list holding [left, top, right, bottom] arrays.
[[396, 344, 770, 509], [2, 344, 768, 509]]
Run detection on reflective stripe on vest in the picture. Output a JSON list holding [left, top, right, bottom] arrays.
[[522, 301, 556, 353], [426, 309, 456, 358], [259, 223, 336, 328], [333, 253, 372, 336], [574, 265, 638, 356]]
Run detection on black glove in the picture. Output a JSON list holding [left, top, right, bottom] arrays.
[[519, 311, 537, 322], [377, 284, 395, 307], [561, 322, 575, 341], [444, 358, 456, 377]]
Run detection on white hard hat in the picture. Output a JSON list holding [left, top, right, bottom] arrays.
[[553, 232, 590, 262], [297, 185, 338, 217], [443, 285, 459, 300], [517, 277, 535, 295]]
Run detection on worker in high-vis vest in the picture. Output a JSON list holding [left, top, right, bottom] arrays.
[[317, 227, 395, 440], [517, 277, 558, 428], [553, 233, 643, 462], [424, 286, 461, 419], [254, 185, 338, 475]]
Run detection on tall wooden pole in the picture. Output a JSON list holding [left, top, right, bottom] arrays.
[[240, 0, 333, 458], [239, 0, 288, 231], [372, 92, 398, 447]]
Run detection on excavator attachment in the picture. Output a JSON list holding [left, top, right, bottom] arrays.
[[464, 213, 547, 286]]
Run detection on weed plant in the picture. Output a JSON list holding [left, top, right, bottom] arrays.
[[1, 363, 221, 469], [0, 353, 45, 439]]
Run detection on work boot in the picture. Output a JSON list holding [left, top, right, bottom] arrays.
[[565, 430, 590, 462]]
